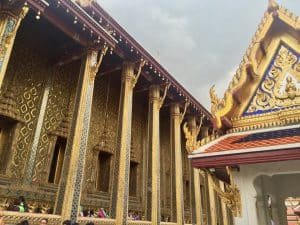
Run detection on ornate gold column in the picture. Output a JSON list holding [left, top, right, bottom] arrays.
[[54, 47, 107, 224], [110, 60, 144, 225], [170, 146, 176, 222], [184, 115, 202, 225], [182, 114, 205, 225], [146, 84, 169, 225], [189, 165, 196, 224], [170, 103, 187, 225], [220, 181, 229, 225], [207, 174, 217, 225], [193, 169, 202, 225], [0, 3, 28, 89]]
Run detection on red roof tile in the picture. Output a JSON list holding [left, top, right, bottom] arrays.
[[194, 126, 300, 155]]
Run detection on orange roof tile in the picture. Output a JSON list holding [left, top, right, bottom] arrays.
[[191, 125, 300, 158]]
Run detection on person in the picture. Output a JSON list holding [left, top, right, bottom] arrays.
[[128, 211, 134, 220], [62, 220, 79, 225], [40, 218, 48, 225], [79, 206, 84, 217], [62, 220, 71, 225], [0, 217, 5, 225], [98, 208, 105, 218], [133, 212, 140, 221], [18, 196, 27, 213], [89, 209, 94, 217], [17, 220, 29, 225]]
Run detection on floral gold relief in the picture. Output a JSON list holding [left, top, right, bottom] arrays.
[[245, 45, 300, 115]]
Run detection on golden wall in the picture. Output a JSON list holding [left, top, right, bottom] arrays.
[[0, 12, 80, 210]]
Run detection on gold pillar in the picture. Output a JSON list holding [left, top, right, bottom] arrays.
[[189, 165, 196, 224], [170, 145, 177, 222], [220, 181, 229, 225], [54, 48, 106, 223], [185, 115, 201, 225], [207, 174, 217, 225], [170, 103, 186, 225], [110, 61, 143, 225], [146, 84, 168, 225], [193, 169, 202, 225], [0, 5, 28, 89]]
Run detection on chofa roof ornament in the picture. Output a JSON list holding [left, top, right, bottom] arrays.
[[209, 85, 233, 129]]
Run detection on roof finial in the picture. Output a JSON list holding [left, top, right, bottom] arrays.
[[268, 0, 279, 13]]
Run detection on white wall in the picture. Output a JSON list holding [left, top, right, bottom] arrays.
[[231, 160, 300, 225]]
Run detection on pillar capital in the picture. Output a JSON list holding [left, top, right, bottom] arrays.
[[170, 102, 188, 124], [89, 46, 108, 82], [200, 126, 210, 138], [170, 102, 181, 116], [121, 61, 136, 85], [186, 114, 198, 126], [149, 84, 161, 101], [121, 60, 145, 88]]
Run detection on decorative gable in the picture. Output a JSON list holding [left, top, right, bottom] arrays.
[[244, 44, 300, 116], [209, 1, 300, 132]]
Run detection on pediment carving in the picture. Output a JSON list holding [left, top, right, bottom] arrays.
[[244, 45, 300, 116]]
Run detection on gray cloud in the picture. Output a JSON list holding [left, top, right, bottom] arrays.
[[99, 0, 300, 110]]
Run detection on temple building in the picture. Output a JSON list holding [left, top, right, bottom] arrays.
[[0, 0, 229, 225], [189, 1, 300, 225], [1, 0, 299, 225]]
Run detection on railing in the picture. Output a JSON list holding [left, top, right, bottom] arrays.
[[0, 212, 191, 225], [77, 217, 116, 225], [77, 218, 153, 225], [161, 223, 177, 225], [0, 211, 61, 225], [77, 219, 179, 225], [127, 220, 151, 225]]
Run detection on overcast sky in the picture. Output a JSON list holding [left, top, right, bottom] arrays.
[[99, 0, 300, 110]]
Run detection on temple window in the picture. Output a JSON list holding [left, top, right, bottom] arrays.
[[97, 151, 112, 192], [0, 120, 16, 174], [129, 161, 138, 197], [48, 136, 67, 184]]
